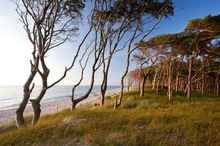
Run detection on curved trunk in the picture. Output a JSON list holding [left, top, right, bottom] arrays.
[[16, 83, 34, 127], [31, 87, 47, 125], [100, 71, 108, 107], [30, 99, 41, 125], [72, 68, 95, 109], [30, 54, 49, 125], [16, 57, 38, 128], [115, 49, 131, 109]]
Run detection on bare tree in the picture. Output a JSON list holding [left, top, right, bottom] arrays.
[[70, 1, 107, 109], [14, 0, 84, 127]]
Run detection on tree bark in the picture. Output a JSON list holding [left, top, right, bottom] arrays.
[[187, 55, 194, 100], [30, 99, 41, 125], [168, 59, 172, 100], [140, 72, 149, 97], [152, 68, 158, 89], [30, 54, 49, 125], [175, 75, 179, 92], [16, 82, 34, 127], [216, 73, 219, 95], [201, 73, 204, 94], [16, 57, 38, 128]]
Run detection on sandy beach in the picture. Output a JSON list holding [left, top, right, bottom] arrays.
[[0, 88, 120, 125]]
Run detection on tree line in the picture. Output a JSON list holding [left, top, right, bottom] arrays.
[[127, 14, 220, 100]]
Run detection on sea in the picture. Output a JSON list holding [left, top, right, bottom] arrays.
[[0, 85, 120, 110]]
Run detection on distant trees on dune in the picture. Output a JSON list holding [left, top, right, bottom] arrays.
[[128, 14, 220, 99]]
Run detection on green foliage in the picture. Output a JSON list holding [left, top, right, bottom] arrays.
[[95, 0, 174, 24], [186, 14, 220, 31], [1, 89, 220, 145]]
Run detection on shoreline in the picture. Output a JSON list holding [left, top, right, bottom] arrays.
[[0, 88, 121, 125]]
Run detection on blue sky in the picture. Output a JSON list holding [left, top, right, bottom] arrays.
[[0, 0, 220, 86]]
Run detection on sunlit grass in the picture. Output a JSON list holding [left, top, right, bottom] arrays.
[[0, 89, 220, 145]]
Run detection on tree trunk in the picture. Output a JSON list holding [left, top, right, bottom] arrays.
[[100, 87, 106, 107], [31, 86, 47, 125], [187, 55, 194, 100], [72, 66, 96, 109], [140, 75, 147, 97], [115, 49, 131, 109], [152, 69, 158, 89], [168, 59, 172, 100], [216, 73, 219, 95], [175, 75, 179, 92], [16, 88, 31, 127], [16, 59, 38, 128], [30, 99, 41, 125], [201, 73, 204, 94], [140, 79, 145, 97], [156, 66, 163, 94], [100, 72, 108, 107]]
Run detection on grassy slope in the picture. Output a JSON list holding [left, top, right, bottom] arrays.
[[1, 89, 220, 146]]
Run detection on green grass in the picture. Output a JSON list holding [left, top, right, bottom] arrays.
[[1, 89, 220, 145]]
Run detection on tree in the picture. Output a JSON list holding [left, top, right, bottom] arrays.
[[133, 48, 161, 97], [114, 0, 174, 108], [184, 14, 220, 99], [136, 34, 175, 98], [14, 0, 84, 127]]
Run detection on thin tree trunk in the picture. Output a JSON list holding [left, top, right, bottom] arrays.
[[201, 73, 204, 94], [140, 79, 145, 97], [156, 66, 163, 94], [100, 82, 107, 106], [175, 75, 179, 92], [216, 73, 219, 95], [72, 73, 95, 109], [168, 59, 172, 100], [140, 72, 149, 97], [30, 54, 49, 125], [100, 58, 110, 107], [187, 55, 194, 100], [152, 69, 158, 89]]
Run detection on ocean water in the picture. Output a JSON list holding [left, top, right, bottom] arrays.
[[0, 85, 120, 110]]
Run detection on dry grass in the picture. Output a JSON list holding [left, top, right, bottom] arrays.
[[0, 89, 220, 146]]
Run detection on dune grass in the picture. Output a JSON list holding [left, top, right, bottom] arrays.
[[0, 89, 220, 145]]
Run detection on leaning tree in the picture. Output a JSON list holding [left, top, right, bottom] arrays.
[[114, 0, 174, 109], [184, 14, 220, 99], [14, 0, 85, 127]]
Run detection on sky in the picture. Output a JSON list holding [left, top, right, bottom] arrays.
[[0, 0, 220, 86]]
